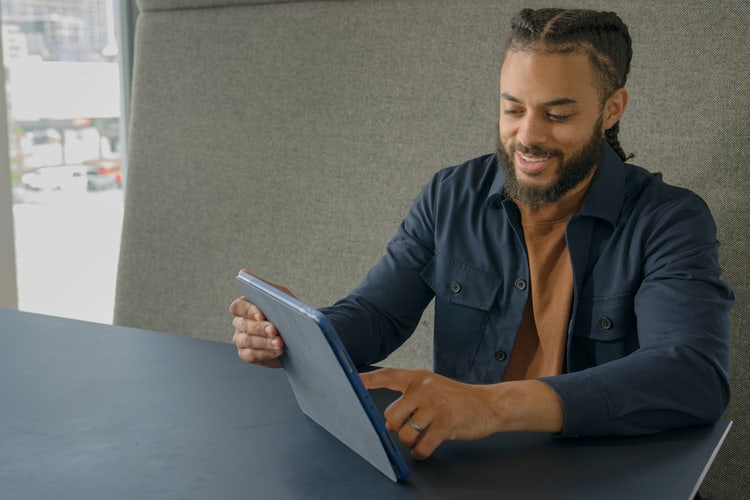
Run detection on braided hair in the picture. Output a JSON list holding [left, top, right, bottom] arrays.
[[506, 9, 633, 161]]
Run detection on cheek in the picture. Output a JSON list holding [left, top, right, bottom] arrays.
[[555, 114, 603, 152], [498, 118, 515, 144], [559, 135, 591, 157], [546, 127, 588, 153]]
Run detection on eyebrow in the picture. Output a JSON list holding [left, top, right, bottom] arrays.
[[501, 92, 579, 107]]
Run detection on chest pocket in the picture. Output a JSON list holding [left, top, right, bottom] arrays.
[[421, 254, 502, 378], [570, 293, 639, 371]]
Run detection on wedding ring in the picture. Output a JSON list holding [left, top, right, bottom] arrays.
[[407, 417, 426, 435]]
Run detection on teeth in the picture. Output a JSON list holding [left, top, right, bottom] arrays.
[[520, 154, 549, 163]]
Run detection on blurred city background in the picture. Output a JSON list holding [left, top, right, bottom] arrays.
[[3, 0, 125, 323]]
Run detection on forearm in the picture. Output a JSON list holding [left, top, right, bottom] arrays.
[[484, 379, 564, 434]]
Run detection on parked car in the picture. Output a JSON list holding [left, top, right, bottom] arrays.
[[21, 165, 88, 193], [84, 160, 122, 191]]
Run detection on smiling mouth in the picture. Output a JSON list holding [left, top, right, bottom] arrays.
[[515, 150, 556, 175], [519, 154, 551, 163]]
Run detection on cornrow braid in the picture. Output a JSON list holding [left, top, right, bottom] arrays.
[[604, 122, 630, 162], [506, 8, 634, 161]]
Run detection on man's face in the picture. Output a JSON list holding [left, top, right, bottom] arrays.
[[498, 50, 611, 208]]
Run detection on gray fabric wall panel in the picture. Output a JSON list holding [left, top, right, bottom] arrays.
[[117, 0, 507, 365], [116, 1, 748, 497], [137, 0, 310, 12]]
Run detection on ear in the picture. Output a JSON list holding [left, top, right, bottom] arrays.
[[602, 88, 629, 131]]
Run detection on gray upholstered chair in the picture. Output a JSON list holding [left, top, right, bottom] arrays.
[[115, 1, 748, 497]]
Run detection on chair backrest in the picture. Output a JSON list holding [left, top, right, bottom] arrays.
[[115, 1, 748, 497]]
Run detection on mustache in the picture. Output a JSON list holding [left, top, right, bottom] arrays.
[[513, 143, 563, 158]]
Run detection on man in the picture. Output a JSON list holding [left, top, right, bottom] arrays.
[[231, 8, 733, 461]]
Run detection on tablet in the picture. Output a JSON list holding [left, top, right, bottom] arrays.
[[235, 271, 410, 481]]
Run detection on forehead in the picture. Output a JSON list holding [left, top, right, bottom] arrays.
[[500, 50, 600, 105]]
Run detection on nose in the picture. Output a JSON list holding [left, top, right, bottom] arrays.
[[516, 114, 548, 147]]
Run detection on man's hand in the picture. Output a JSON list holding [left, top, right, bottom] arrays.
[[230, 296, 284, 368], [361, 368, 564, 460], [231, 269, 295, 368], [361, 368, 500, 460]]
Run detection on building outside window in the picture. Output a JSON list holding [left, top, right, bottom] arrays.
[[2, 0, 125, 323]]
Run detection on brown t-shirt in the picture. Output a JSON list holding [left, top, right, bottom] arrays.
[[503, 176, 593, 381]]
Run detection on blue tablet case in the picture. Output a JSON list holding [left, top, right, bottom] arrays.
[[236, 271, 410, 481]]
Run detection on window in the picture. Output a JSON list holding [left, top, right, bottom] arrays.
[[1, 0, 132, 323]]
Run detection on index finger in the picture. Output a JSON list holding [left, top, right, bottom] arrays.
[[360, 368, 413, 393], [229, 296, 266, 321]]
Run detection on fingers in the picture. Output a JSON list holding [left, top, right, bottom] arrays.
[[232, 331, 284, 365], [396, 410, 433, 452], [361, 368, 445, 459], [361, 368, 424, 429], [360, 367, 413, 392], [230, 296, 284, 367], [229, 296, 266, 321], [388, 403, 443, 461], [231, 323, 282, 350], [231, 306, 277, 336], [386, 393, 439, 459]]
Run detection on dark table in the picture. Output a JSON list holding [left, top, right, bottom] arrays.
[[0, 308, 731, 499]]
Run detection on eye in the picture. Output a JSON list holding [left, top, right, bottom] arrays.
[[503, 108, 523, 117], [547, 113, 571, 123]]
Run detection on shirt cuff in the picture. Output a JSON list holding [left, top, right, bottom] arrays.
[[540, 372, 611, 437]]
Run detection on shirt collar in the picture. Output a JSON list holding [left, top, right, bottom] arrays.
[[576, 144, 626, 227], [486, 143, 626, 227]]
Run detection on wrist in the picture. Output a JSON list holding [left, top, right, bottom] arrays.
[[484, 379, 564, 434]]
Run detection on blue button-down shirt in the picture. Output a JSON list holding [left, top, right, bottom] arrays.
[[320, 145, 733, 437]]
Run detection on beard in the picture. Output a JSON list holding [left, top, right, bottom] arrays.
[[497, 116, 605, 210]]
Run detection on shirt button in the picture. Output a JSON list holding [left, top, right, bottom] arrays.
[[599, 316, 614, 330], [514, 278, 527, 291], [494, 350, 507, 361], [449, 281, 462, 293]]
